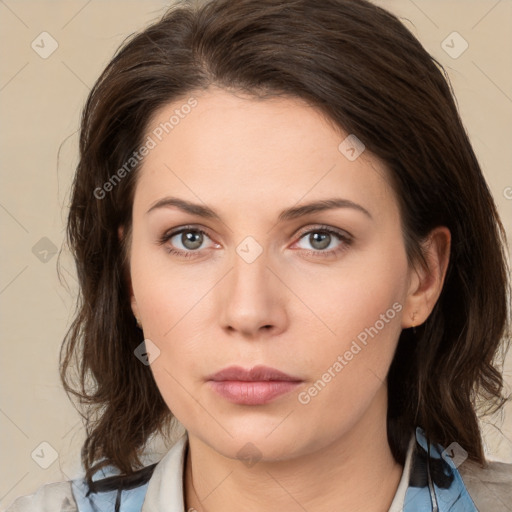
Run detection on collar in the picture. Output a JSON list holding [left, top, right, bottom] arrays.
[[74, 427, 479, 511]]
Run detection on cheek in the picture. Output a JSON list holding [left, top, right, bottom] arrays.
[[296, 237, 408, 355], [293, 239, 407, 400], [290, 282, 405, 441], [129, 236, 212, 337]]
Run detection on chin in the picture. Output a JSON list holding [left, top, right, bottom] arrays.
[[193, 418, 319, 463]]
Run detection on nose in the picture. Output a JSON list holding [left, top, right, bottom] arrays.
[[217, 248, 289, 338]]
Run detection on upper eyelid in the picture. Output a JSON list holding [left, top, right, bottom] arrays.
[[295, 225, 352, 239]]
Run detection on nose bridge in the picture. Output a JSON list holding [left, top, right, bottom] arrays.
[[230, 240, 273, 308], [218, 236, 287, 335], [232, 244, 269, 290]]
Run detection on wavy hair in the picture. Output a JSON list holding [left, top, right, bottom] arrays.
[[59, 0, 511, 487]]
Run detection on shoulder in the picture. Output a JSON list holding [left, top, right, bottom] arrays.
[[3, 459, 158, 512], [459, 458, 512, 512], [4, 460, 158, 512], [5, 480, 77, 512]]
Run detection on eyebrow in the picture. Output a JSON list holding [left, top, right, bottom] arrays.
[[146, 196, 373, 221]]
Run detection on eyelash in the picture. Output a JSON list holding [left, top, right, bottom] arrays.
[[157, 224, 353, 260]]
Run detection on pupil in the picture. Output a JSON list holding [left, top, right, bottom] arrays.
[[183, 231, 202, 250], [311, 232, 330, 250]]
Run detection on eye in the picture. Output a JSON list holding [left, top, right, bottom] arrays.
[[293, 225, 353, 257], [158, 226, 217, 259]]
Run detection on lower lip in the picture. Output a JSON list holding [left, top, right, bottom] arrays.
[[208, 380, 302, 405]]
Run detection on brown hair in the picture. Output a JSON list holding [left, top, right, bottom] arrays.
[[60, 0, 511, 487]]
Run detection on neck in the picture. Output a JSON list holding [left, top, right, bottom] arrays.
[[184, 386, 404, 512]]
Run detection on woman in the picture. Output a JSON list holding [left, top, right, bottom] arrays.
[[7, 0, 511, 510]]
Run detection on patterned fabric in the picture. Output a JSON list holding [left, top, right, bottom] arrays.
[[70, 427, 478, 512], [403, 427, 478, 511], [71, 463, 156, 512]]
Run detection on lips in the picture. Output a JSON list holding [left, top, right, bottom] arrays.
[[208, 364, 302, 382], [207, 365, 303, 405]]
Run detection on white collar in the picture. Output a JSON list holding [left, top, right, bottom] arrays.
[[142, 433, 188, 512], [388, 433, 416, 511]]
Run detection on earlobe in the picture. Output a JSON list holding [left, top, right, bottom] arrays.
[[130, 292, 143, 329], [402, 226, 451, 329], [131, 294, 139, 317], [131, 298, 142, 329]]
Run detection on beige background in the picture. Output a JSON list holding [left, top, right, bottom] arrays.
[[1, 0, 511, 508]]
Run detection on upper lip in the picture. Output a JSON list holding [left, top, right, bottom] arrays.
[[208, 365, 302, 382]]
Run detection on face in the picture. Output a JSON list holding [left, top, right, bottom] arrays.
[[127, 87, 416, 461]]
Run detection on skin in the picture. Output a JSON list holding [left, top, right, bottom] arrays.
[[124, 87, 451, 512]]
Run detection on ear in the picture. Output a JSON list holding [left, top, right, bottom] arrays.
[[118, 225, 140, 321], [401, 226, 451, 329]]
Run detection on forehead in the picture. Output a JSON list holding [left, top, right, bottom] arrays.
[[133, 88, 397, 224]]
